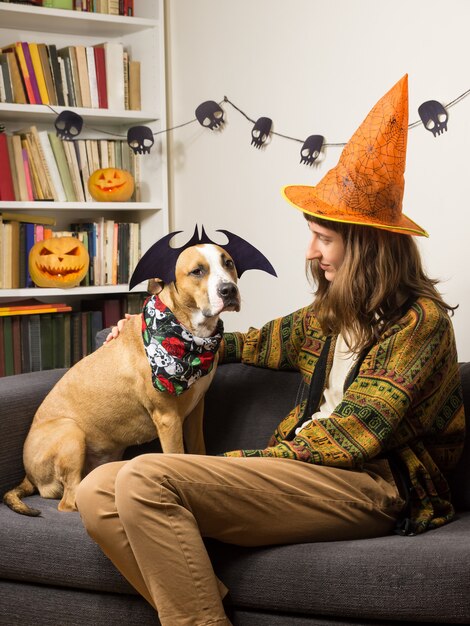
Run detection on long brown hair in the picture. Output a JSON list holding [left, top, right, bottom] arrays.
[[306, 215, 456, 353]]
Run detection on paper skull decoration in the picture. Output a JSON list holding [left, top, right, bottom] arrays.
[[195, 101, 225, 130], [418, 100, 448, 137], [300, 135, 324, 165], [88, 167, 135, 202], [54, 110, 83, 141], [127, 125, 154, 155], [29, 236, 89, 288], [251, 117, 272, 148]]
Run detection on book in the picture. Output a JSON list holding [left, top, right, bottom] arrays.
[[0, 212, 56, 226], [2, 316, 14, 376], [0, 52, 13, 103], [29, 314, 42, 372], [10, 134, 29, 202], [128, 60, 141, 111], [47, 44, 65, 107], [74, 140, 93, 202], [10, 220, 20, 288], [85, 46, 99, 108], [24, 222, 35, 288], [2, 222, 12, 288], [11, 315, 22, 375], [57, 47, 77, 108], [37, 43, 57, 106], [63, 139, 85, 201], [48, 132, 76, 201], [4, 42, 35, 104], [0, 302, 71, 313], [21, 42, 42, 104], [0, 49, 27, 104], [94, 42, 125, 110], [0, 132, 15, 201], [21, 145, 35, 201], [20, 315, 32, 374], [37, 130, 67, 202], [52, 313, 65, 369], [93, 45, 107, 109], [75, 45, 92, 108], [6, 135, 20, 200], [40, 313, 53, 371], [28, 42, 49, 105]]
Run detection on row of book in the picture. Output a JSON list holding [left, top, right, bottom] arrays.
[[0, 215, 141, 288], [0, 127, 140, 202], [0, 1, 135, 16], [0, 39, 140, 111], [0, 294, 144, 377]]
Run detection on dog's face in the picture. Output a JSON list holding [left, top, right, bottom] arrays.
[[174, 244, 240, 319]]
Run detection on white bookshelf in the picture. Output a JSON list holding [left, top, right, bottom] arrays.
[[0, 0, 169, 301]]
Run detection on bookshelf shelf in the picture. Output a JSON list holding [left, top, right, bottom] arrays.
[[0, 285, 142, 298], [0, 201, 161, 211], [0, 1, 169, 317], [0, 102, 159, 125], [0, 4, 158, 38]]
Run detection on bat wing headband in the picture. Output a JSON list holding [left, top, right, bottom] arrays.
[[129, 225, 277, 290]]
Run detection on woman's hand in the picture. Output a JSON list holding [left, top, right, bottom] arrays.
[[103, 313, 134, 345]]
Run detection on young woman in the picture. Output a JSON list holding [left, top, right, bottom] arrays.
[[76, 76, 465, 626]]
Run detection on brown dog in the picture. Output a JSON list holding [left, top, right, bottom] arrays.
[[3, 243, 240, 516]]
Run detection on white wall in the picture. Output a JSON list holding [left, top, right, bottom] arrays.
[[164, 0, 470, 359]]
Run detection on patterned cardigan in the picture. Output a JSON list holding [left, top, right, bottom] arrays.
[[219, 297, 465, 535]]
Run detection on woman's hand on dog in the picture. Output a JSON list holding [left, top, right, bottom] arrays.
[[103, 314, 134, 345]]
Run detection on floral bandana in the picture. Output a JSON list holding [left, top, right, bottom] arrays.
[[141, 295, 224, 396]]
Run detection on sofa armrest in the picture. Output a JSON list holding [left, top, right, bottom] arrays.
[[0, 369, 67, 496]]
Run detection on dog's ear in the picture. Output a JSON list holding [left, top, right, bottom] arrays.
[[147, 278, 164, 295], [216, 230, 277, 278]]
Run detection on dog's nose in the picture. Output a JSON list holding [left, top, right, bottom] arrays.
[[217, 282, 238, 300]]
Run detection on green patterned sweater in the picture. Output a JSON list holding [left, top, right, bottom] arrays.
[[220, 297, 465, 534]]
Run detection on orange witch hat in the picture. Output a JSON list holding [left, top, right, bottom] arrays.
[[283, 75, 428, 237]]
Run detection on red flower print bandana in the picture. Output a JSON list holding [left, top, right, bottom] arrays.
[[142, 295, 224, 396]]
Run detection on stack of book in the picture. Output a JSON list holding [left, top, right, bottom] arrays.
[[0, 39, 141, 111], [0, 292, 145, 378], [0, 127, 140, 202], [0, 213, 141, 288]]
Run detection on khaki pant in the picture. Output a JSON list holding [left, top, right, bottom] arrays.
[[76, 454, 405, 626]]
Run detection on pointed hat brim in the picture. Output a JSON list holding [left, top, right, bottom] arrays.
[[283, 75, 428, 237]]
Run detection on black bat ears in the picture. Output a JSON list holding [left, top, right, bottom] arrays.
[[129, 225, 277, 290]]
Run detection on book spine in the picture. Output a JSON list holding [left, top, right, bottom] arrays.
[[14, 42, 35, 104], [21, 42, 42, 104], [0, 133, 15, 201], [29, 42, 50, 105]]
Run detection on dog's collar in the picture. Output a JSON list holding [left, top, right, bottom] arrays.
[[142, 295, 223, 396]]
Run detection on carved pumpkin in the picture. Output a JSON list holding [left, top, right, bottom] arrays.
[[29, 237, 90, 288], [88, 167, 135, 202]]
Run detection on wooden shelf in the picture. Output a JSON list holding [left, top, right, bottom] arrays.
[[0, 285, 139, 298], [0, 3, 158, 37]]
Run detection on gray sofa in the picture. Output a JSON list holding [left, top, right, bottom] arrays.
[[1, 359, 469, 626]]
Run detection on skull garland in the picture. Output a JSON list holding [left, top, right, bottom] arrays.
[[54, 111, 83, 141], [418, 100, 449, 137], [195, 101, 225, 130], [127, 126, 155, 154], [251, 117, 272, 148], [300, 135, 324, 165]]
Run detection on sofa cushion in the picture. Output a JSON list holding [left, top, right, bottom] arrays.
[[1, 496, 469, 623], [209, 511, 470, 624]]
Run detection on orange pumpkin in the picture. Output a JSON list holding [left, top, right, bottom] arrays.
[[29, 237, 90, 288], [88, 167, 135, 202]]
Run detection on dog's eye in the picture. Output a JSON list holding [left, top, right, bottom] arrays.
[[224, 259, 234, 269], [190, 268, 204, 277]]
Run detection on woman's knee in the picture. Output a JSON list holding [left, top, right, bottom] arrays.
[[76, 461, 124, 530]]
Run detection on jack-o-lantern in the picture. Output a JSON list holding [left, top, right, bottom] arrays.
[[29, 237, 90, 288], [88, 167, 135, 202]]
